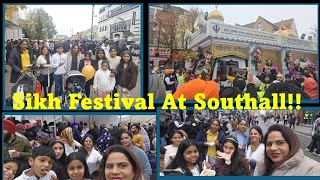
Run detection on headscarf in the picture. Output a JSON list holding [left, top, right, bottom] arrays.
[[304, 77, 318, 99], [96, 128, 113, 154], [4, 119, 16, 133], [60, 127, 74, 146]]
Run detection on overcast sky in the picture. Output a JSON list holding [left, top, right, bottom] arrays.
[[22, 5, 105, 37], [176, 4, 318, 37]]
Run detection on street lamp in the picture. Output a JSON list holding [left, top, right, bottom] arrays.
[[91, 5, 95, 41]]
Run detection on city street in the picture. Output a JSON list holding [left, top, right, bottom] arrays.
[[257, 118, 320, 163], [4, 55, 141, 106]]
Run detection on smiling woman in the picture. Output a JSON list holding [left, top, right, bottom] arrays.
[[254, 124, 320, 176]]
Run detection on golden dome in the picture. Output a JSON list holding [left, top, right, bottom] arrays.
[[207, 6, 224, 22]]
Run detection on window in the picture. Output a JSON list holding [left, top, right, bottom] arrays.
[[100, 27, 102, 32], [132, 11, 136, 25], [257, 23, 263, 31]]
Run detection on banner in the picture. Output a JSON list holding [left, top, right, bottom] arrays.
[[212, 44, 249, 59]]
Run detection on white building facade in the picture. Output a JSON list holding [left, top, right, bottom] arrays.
[[98, 5, 141, 44]]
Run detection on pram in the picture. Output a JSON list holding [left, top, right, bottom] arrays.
[[62, 70, 87, 106], [6, 64, 42, 106]]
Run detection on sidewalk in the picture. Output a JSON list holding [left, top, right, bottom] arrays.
[[267, 120, 312, 137]]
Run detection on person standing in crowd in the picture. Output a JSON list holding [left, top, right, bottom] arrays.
[[71, 122, 82, 143], [4, 158, 19, 180], [306, 113, 320, 156], [140, 125, 151, 153], [86, 125, 100, 142], [116, 51, 138, 98], [165, 139, 211, 176], [60, 127, 82, 156], [81, 123, 89, 138], [304, 77, 318, 99], [9, 39, 35, 83], [108, 47, 121, 96], [93, 60, 116, 98], [51, 43, 67, 98], [66, 152, 91, 180], [95, 49, 108, 70], [231, 117, 238, 132], [276, 114, 280, 124], [79, 51, 98, 98], [221, 116, 232, 136], [101, 40, 110, 59], [14, 145, 58, 180], [66, 44, 84, 72], [245, 126, 265, 174], [164, 131, 184, 169], [4, 119, 32, 177], [15, 123, 27, 140], [231, 119, 248, 155], [36, 46, 53, 98], [289, 113, 296, 129], [99, 145, 144, 180], [50, 141, 69, 180], [254, 124, 320, 176], [96, 127, 114, 154], [215, 136, 250, 176], [163, 69, 177, 94], [36, 130, 54, 147], [120, 131, 152, 180], [131, 124, 144, 149], [283, 114, 288, 125], [80, 135, 102, 176], [195, 119, 225, 165]]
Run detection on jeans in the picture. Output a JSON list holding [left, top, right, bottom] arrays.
[[308, 136, 320, 154], [289, 123, 295, 129], [54, 74, 63, 97]]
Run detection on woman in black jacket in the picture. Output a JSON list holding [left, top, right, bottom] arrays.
[[9, 39, 35, 83], [78, 51, 98, 98]]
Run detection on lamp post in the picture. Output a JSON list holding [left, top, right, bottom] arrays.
[[91, 5, 95, 41]]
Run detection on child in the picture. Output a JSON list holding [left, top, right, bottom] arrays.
[[215, 136, 250, 176], [164, 131, 184, 169], [66, 152, 90, 180], [4, 158, 19, 180], [50, 43, 67, 98], [116, 51, 138, 98], [93, 60, 116, 98], [165, 139, 211, 176], [14, 145, 58, 180]]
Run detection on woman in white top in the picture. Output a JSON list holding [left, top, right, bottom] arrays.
[[60, 127, 82, 156], [245, 126, 265, 174], [93, 60, 116, 98], [108, 47, 121, 71], [164, 130, 184, 169], [36, 46, 53, 97], [81, 135, 102, 176]]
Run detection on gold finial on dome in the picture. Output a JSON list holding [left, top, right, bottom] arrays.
[[207, 5, 224, 22]]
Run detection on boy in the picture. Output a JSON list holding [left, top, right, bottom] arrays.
[[51, 43, 67, 98], [14, 145, 57, 180]]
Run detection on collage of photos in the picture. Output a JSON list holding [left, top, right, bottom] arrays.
[[2, 3, 320, 180]]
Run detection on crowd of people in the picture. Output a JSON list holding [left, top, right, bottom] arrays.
[[5, 38, 139, 105], [4, 118, 156, 180], [150, 48, 318, 100], [159, 110, 320, 176]]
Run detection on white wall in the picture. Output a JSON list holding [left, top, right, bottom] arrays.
[[5, 27, 23, 40]]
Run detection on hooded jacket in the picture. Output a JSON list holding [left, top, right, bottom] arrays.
[[253, 149, 320, 176], [14, 169, 56, 180]]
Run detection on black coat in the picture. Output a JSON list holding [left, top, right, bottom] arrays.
[[78, 59, 98, 73], [9, 47, 35, 83]]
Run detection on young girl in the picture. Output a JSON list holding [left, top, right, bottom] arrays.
[[215, 136, 250, 176], [50, 141, 69, 180], [93, 60, 116, 98], [165, 139, 211, 176], [95, 49, 107, 70], [164, 131, 184, 169], [116, 51, 138, 98], [108, 47, 121, 71], [66, 152, 91, 180], [4, 158, 19, 180]]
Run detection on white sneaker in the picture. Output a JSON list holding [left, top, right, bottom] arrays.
[[306, 148, 310, 151], [314, 152, 320, 156]]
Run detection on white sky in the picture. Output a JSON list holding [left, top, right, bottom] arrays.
[[21, 5, 105, 37], [176, 4, 318, 37]]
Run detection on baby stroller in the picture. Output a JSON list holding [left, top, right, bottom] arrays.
[[6, 64, 42, 107], [62, 70, 87, 106]]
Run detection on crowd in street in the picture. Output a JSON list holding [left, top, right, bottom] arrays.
[[4, 118, 156, 180], [5, 38, 140, 106], [150, 49, 318, 100], [159, 110, 320, 176]]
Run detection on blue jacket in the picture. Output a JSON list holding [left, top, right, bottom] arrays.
[[131, 145, 152, 176], [195, 129, 225, 162]]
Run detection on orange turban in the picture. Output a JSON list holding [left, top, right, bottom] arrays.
[[173, 79, 219, 100]]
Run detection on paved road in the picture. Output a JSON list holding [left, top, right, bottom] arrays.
[[254, 119, 320, 163], [4, 55, 141, 106]]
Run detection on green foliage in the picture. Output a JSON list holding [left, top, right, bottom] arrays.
[[19, 8, 57, 40]]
